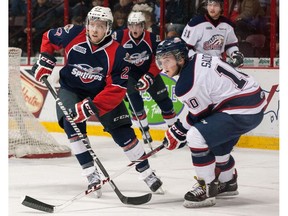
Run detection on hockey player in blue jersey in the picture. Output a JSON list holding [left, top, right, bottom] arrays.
[[31, 6, 163, 196], [112, 11, 177, 144], [156, 37, 266, 208], [181, 0, 244, 67]]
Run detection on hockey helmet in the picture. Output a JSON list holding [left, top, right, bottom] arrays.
[[156, 37, 188, 69], [127, 11, 146, 25], [86, 6, 113, 41]]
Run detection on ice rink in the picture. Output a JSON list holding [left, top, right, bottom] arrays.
[[8, 132, 280, 216]]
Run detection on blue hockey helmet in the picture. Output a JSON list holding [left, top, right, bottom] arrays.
[[156, 37, 188, 69]]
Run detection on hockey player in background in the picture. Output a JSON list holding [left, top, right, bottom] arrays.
[[156, 37, 266, 208], [31, 6, 163, 197], [112, 11, 177, 144], [181, 0, 244, 67]]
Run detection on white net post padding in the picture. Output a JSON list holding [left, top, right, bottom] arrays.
[[8, 47, 71, 158]]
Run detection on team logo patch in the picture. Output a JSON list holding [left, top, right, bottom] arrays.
[[70, 64, 104, 83], [203, 34, 224, 50], [124, 51, 149, 66]]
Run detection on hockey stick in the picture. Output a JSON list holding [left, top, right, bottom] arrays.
[[35, 77, 152, 204], [263, 84, 278, 111], [125, 93, 154, 151], [21, 142, 166, 213]]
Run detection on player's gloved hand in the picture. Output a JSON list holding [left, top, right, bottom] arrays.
[[135, 72, 155, 91], [230, 51, 244, 67], [163, 119, 188, 150], [31, 52, 57, 82], [69, 97, 98, 123]]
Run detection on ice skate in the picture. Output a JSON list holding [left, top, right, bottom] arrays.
[[140, 126, 153, 144], [83, 166, 102, 198], [140, 168, 164, 194], [183, 176, 219, 208], [217, 170, 239, 197]]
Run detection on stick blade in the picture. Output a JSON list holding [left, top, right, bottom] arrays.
[[21, 195, 55, 213], [123, 193, 152, 205]]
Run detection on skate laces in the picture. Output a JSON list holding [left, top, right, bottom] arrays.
[[189, 176, 206, 196]]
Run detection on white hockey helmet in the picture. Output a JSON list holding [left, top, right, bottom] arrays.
[[127, 11, 146, 25], [86, 6, 114, 41]]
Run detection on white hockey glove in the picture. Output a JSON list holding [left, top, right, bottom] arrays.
[[135, 73, 155, 91], [230, 51, 244, 67], [69, 98, 98, 123], [164, 119, 188, 150], [31, 52, 57, 82]]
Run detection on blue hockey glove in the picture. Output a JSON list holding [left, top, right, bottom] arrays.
[[135, 73, 155, 91], [230, 51, 244, 67], [164, 119, 188, 150], [31, 52, 57, 82], [69, 98, 98, 123]]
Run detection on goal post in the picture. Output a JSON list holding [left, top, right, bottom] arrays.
[[8, 47, 71, 158]]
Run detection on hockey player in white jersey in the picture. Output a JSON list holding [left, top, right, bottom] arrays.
[[156, 37, 266, 208], [181, 0, 244, 67]]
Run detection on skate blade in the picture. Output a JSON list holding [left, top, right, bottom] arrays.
[[183, 197, 216, 208], [154, 186, 165, 195], [91, 189, 102, 198], [217, 190, 239, 198]]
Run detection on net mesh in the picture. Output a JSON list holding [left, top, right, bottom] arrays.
[[8, 47, 71, 158]]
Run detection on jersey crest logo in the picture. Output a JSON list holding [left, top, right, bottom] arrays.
[[124, 51, 149, 66], [203, 34, 224, 51], [70, 64, 104, 83]]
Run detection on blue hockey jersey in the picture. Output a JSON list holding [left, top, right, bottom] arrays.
[[40, 24, 131, 116]]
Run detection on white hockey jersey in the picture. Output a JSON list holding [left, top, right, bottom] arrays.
[[175, 54, 266, 123], [181, 14, 239, 58]]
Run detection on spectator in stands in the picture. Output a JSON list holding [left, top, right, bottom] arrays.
[[112, 8, 128, 31], [70, 0, 90, 18], [22, 0, 56, 55], [113, 0, 134, 14], [9, 0, 30, 17], [166, 30, 180, 38], [142, 10, 160, 35], [91, 0, 104, 7], [71, 15, 85, 26], [165, 0, 190, 36], [228, 0, 265, 41]]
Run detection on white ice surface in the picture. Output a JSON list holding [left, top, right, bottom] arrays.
[[9, 133, 279, 216]]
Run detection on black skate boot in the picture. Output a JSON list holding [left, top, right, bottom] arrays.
[[83, 166, 102, 198], [183, 176, 219, 208], [140, 168, 164, 193], [140, 126, 153, 144], [217, 170, 239, 197]]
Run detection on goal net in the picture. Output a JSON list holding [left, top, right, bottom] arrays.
[[8, 47, 71, 158]]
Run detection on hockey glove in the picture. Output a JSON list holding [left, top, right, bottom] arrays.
[[31, 52, 57, 82], [69, 98, 98, 123], [135, 73, 155, 91], [164, 119, 188, 150], [230, 51, 244, 67]]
